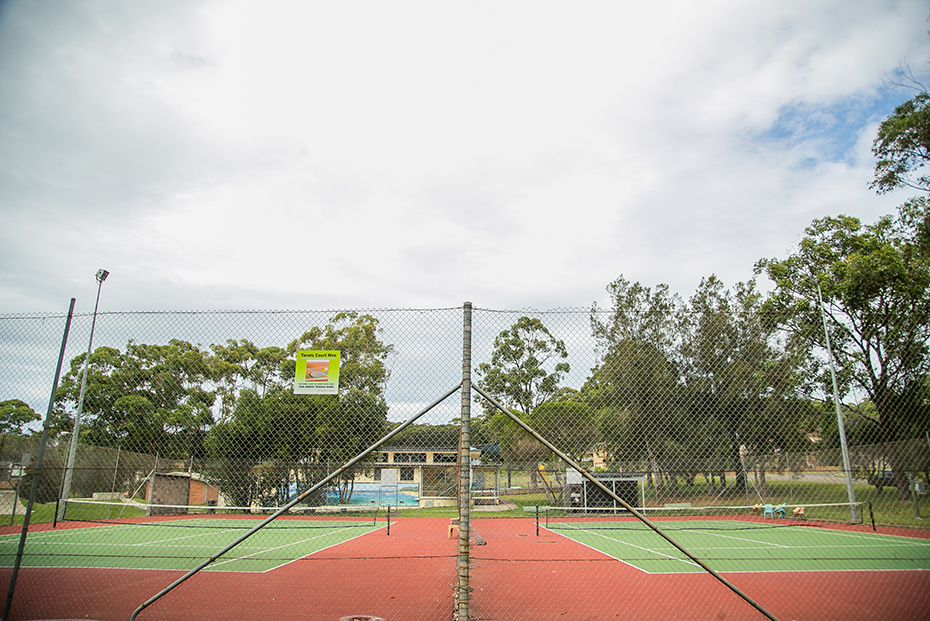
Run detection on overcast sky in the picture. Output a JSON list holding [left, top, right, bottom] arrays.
[[1, 0, 928, 317]]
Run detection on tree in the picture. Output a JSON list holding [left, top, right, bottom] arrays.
[[208, 340, 287, 424], [207, 313, 393, 507], [476, 316, 570, 417], [55, 340, 215, 458], [389, 422, 459, 449], [284, 312, 392, 503], [679, 276, 809, 498], [477, 316, 571, 492], [0, 399, 40, 436], [284, 312, 393, 394], [589, 276, 684, 497], [756, 200, 930, 500], [871, 87, 930, 194]]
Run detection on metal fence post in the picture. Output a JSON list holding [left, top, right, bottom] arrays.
[[3, 299, 76, 621], [456, 302, 473, 621]]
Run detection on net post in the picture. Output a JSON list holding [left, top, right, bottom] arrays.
[[456, 301, 473, 621]]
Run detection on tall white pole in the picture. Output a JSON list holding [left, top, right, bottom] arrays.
[[58, 270, 108, 521], [817, 282, 858, 522]]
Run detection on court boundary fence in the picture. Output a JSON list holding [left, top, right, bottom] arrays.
[[2, 301, 928, 620]]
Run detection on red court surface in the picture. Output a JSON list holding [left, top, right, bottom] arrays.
[[4, 517, 930, 621]]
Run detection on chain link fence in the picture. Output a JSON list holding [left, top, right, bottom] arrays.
[[1, 304, 928, 620]]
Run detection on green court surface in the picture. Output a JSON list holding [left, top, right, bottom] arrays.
[[0, 518, 386, 573], [545, 520, 930, 574]]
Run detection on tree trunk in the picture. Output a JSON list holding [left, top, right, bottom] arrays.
[[878, 389, 910, 502], [732, 441, 746, 496], [704, 471, 715, 494], [645, 436, 661, 499]]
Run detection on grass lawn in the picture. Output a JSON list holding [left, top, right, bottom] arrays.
[[3, 500, 148, 526], [5, 475, 928, 529]]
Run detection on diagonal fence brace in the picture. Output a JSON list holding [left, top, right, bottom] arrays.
[[471, 383, 780, 621], [130, 382, 463, 621]]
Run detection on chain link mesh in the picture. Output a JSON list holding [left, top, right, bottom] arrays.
[[1, 304, 928, 620]]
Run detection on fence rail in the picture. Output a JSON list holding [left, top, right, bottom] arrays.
[[1, 304, 928, 621]]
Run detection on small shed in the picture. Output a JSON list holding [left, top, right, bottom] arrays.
[[145, 472, 219, 515]]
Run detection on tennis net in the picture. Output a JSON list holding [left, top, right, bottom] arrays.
[[539, 501, 873, 532], [59, 499, 385, 529]]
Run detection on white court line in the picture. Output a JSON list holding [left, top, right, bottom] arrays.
[[0, 522, 144, 541], [258, 523, 390, 573], [131, 527, 245, 546], [209, 524, 376, 569], [549, 523, 930, 575], [549, 526, 701, 569], [802, 528, 930, 546], [675, 528, 790, 549]]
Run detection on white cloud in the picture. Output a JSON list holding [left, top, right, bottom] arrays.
[[0, 0, 927, 315]]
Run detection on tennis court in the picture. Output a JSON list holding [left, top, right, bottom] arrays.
[[542, 517, 930, 574], [4, 511, 930, 620], [0, 514, 388, 573]]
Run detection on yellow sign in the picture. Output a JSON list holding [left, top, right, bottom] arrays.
[[294, 350, 340, 395]]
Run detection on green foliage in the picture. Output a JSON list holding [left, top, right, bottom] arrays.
[[389, 422, 459, 449], [0, 399, 40, 435], [757, 201, 930, 499], [209, 339, 287, 423], [871, 90, 930, 194], [206, 313, 392, 507], [55, 341, 215, 458], [50, 312, 394, 507], [476, 316, 570, 416], [756, 201, 930, 415], [489, 407, 549, 467], [589, 276, 687, 491], [529, 399, 597, 464], [285, 312, 393, 394], [587, 275, 811, 499]]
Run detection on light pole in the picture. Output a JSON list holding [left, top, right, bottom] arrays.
[[58, 269, 109, 522], [816, 281, 858, 522]]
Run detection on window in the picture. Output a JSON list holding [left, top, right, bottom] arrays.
[[432, 453, 456, 464], [400, 467, 414, 482], [394, 452, 426, 464]]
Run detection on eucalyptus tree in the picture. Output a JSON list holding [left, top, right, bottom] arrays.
[[589, 276, 684, 496], [476, 316, 570, 417], [756, 200, 930, 500], [477, 316, 571, 490], [0, 400, 39, 436], [208, 313, 393, 506], [679, 276, 808, 498], [209, 339, 287, 423], [56, 340, 215, 459], [871, 88, 930, 195]]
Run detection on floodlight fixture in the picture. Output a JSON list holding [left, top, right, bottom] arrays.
[[58, 269, 109, 522]]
